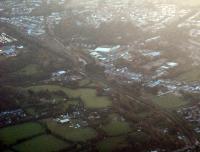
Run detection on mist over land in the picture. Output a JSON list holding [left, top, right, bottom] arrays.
[[0, 0, 200, 152]]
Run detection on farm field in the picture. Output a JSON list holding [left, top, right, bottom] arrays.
[[102, 121, 131, 136], [26, 85, 112, 109], [102, 114, 131, 136], [0, 122, 45, 145], [45, 120, 97, 142], [97, 136, 128, 152], [152, 94, 189, 109], [13, 134, 69, 152], [176, 68, 200, 82], [17, 64, 43, 76]]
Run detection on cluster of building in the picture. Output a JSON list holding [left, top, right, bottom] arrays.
[[50, 70, 83, 83], [65, 0, 191, 32], [0, 109, 27, 127], [55, 113, 88, 129], [54, 102, 102, 129], [154, 62, 178, 78], [147, 78, 200, 93], [0, 0, 42, 16], [0, 0, 65, 37], [46, 0, 66, 5], [53, 99, 111, 129], [47, 12, 63, 27], [0, 33, 23, 57], [0, 16, 46, 37], [87, 44, 200, 95]]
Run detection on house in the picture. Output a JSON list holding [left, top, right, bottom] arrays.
[[94, 45, 120, 53], [166, 62, 178, 67], [59, 118, 70, 124], [55, 114, 70, 124], [52, 70, 67, 77], [143, 51, 161, 57], [95, 47, 112, 53]]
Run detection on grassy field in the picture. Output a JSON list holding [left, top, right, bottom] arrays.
[[177, 68, 200, 82], [97, 137, 128, 152], [102, 114, 131, 136], [0, 55, 6, 61], [25, 107, 37, 116], [17, 64, 43, 76], [26, 85, 112, 109], [102, 121, 131, 136], [13, 135, 69, 152], [78, 79, 90, 87], [152, 94, 189, 109], [60, 100, 80, 111], [0, 122, 45, 145], [45, 120, 97, 142]]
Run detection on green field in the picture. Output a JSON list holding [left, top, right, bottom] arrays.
[[45, 120, 97, 142], [152, 94, 188, 109], [0, 55, 6, 61], [60, 100, 80, 111], [0, 122, 45, 145], [102, 121, 131, 136], [177, 68, 200, 82], [13, 135, 69, 152], [97, 137, 128, 152], [79, 79, 90, 87], [26, 85, 112, 109], [102, 115, 131, 136], [17, 64, 43, 76], [25, 107, 37, 116]]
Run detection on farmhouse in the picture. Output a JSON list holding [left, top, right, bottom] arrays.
[[94, 45, 120, 53], [52, 70, 67, 77], [55, 114, 70, 124]]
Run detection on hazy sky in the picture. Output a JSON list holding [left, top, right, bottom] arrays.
[[166, 0, 200, 6], [67, 0, 200, 6]]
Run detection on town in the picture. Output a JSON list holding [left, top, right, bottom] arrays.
[[0, 0, 200, 152]]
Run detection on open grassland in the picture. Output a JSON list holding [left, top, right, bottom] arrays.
[[26, 85, 112, 109], [0, 122, 45, 145], [0, 56, 6, 61], [17, 64, 43, 76], [45, 120, 97, 142], [177, 68, 200, 82], [78, 79, 91, 87], [13, 135, 69, 152], [102, 121, 131, 136], [102, 114, 131, 136], [25, 107, 37, 116], [60, 100, 80, 111], [152, 94, 189, 109], [97, 137, 128, 152]]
